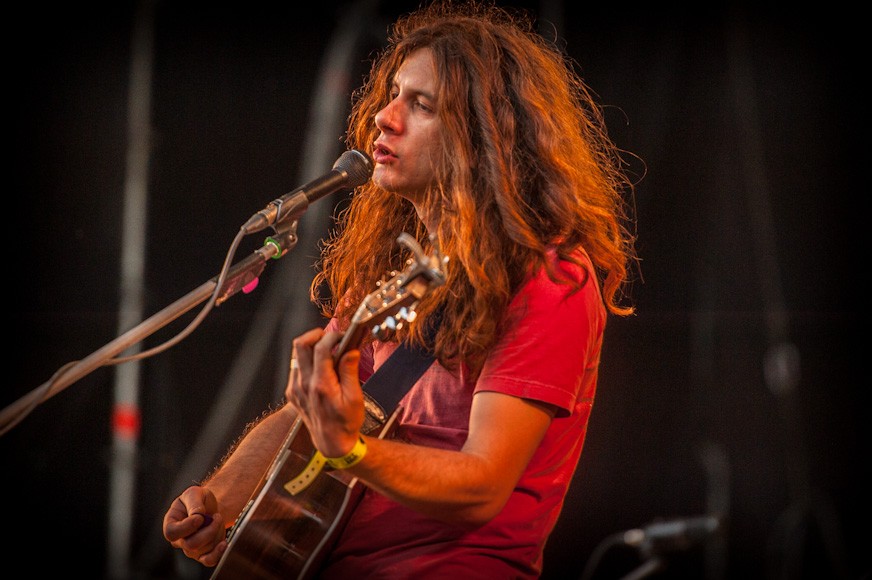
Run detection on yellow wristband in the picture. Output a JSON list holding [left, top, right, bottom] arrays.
[[323, 436, 367, 469]]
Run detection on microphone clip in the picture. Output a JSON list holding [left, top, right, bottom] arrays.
[[269, 195, 305, 237]]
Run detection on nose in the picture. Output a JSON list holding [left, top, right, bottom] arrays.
[[375, 99, 400, 134]]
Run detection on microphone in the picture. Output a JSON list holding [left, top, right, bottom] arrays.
[[242, 149, 374, 234], [622, 515, 722, 554]]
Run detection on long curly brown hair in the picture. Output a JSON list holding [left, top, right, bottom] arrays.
[[312, 0, 638, 379]]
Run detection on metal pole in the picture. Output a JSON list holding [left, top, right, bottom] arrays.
[[107, 0, 155, 577]]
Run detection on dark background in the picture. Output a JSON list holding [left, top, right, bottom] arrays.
[[4, 1, 865, 579]]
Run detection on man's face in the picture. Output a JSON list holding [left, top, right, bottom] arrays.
[[372, 47, 443, 209]]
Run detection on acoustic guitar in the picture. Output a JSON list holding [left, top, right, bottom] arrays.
[[210, 233, 446, 580]]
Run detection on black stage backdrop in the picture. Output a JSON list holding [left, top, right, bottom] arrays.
[[4, 1, 865, 579]]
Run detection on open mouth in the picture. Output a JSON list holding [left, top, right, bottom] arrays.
[[373, 143, 396, 163]]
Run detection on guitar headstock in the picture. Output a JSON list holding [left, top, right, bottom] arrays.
[[333, 233, 447, 362]]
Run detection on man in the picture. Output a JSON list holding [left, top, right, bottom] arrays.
[[163, 1, 638, 577]]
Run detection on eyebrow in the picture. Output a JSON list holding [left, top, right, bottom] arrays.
[[391, 82, 436, 104], [390, 73, 436, 103]]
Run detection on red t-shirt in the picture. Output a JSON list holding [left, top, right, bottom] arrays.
[[319, 250, 605, 579]]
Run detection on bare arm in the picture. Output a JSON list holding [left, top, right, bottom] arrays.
[[287, 328, 555, 529], [202, 404, 297, 519], [162, 404, 297, 566], [353, 391, 554, 527]]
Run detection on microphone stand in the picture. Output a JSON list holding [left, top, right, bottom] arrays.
[[1, 222, 300, 435]]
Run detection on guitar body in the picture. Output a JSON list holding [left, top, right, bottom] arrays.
[[212, 405, 401, 580], [209, 232, 445, 579]]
